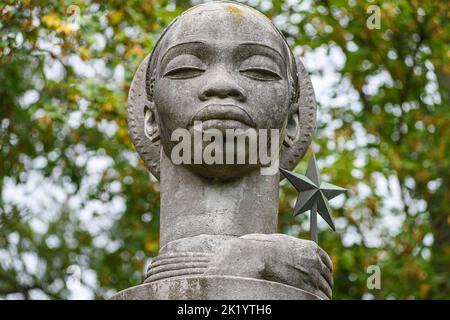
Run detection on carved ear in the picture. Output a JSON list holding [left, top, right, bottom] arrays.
[[144, 102, 160, 143], [283, 103, 301, 148]]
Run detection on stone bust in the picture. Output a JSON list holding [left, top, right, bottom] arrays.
[[116, 1, 332, 300]]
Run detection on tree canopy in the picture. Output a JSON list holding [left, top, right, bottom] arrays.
[[0, 0, 448, 299]]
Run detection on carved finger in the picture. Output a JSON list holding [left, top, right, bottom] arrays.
[[318, 259, 334, 289], [316, 246, 333, 272]]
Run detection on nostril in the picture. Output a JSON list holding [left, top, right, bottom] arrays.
[[206, 88, 232, 99], [228, 89, 242, 99], [233, 90, 247, 102], [199, 81, 246, 102]]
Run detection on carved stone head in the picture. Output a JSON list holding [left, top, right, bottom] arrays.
[[128, 1, 316, 180]]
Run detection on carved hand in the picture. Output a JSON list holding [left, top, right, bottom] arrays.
[[204, 233, 333, 299]]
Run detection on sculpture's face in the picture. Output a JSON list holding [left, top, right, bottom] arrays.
[[150, 3, 294, 178]]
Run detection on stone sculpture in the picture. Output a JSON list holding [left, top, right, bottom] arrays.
[[113, 1, 333, 300]]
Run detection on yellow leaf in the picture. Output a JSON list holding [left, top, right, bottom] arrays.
[[78, 46, 91, 61], [37, 114, 52, 127], [382, 3, 397, 17], [413, 231, 423, 242], [144, 239, 158, 253], [68, 93, 80, 102], [56, 23, 73, 35], [420, 284, 431, 298], [42, 13, 61, 28], [101, 102, 114, 112], [108, 10, 124, 25], [152, 22, 161, 31]]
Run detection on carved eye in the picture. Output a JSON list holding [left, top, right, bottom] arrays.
[[163, 54, 205, 79], [164, 66, 205, 79], [240, 67, 281, 81], [239, 55, 282, 81]]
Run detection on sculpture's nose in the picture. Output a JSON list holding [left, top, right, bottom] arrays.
[[199, 67, 246, 102]]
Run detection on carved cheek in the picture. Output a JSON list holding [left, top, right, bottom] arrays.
[[154, 79, 198, 128], [275, 86, 284, 98], [155, 79, 181, 108], [270, 82, 291, 126], [271, 82, 290, 107], [154, 81, 179, 125]]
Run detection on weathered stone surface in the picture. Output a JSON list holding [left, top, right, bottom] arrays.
[[118, 1, 333, 300], [204, 234, 333, 300], [142, 234, 332, 299], [112, 276, 322, 300], [128, 2, 317, 181]]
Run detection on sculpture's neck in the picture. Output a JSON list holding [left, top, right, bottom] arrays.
[[159, 150, 279, 248]]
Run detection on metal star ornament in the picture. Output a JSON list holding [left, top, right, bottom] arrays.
[[280, 153, 347, 243]]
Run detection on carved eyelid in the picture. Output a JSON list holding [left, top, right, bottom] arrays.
[[163, 54, 206, 76], [239, 55, 282, 76], [240, 66, 280, 74]]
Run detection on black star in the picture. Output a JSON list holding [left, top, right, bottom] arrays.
[[280, 153, 347, 243]]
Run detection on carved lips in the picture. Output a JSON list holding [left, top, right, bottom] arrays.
[[190, 104, 256, 131]]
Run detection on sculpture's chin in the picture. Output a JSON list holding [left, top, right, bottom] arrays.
[[160, 137, 270, 180], [184, 163, 261, 180]]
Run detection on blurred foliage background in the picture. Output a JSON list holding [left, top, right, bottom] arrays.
[[0, 0, 449, 299]]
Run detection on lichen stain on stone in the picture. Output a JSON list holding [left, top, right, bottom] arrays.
[[225, 4, 244, 23]]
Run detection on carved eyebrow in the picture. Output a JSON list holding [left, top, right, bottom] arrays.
[[160, 41, 206, 64]]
